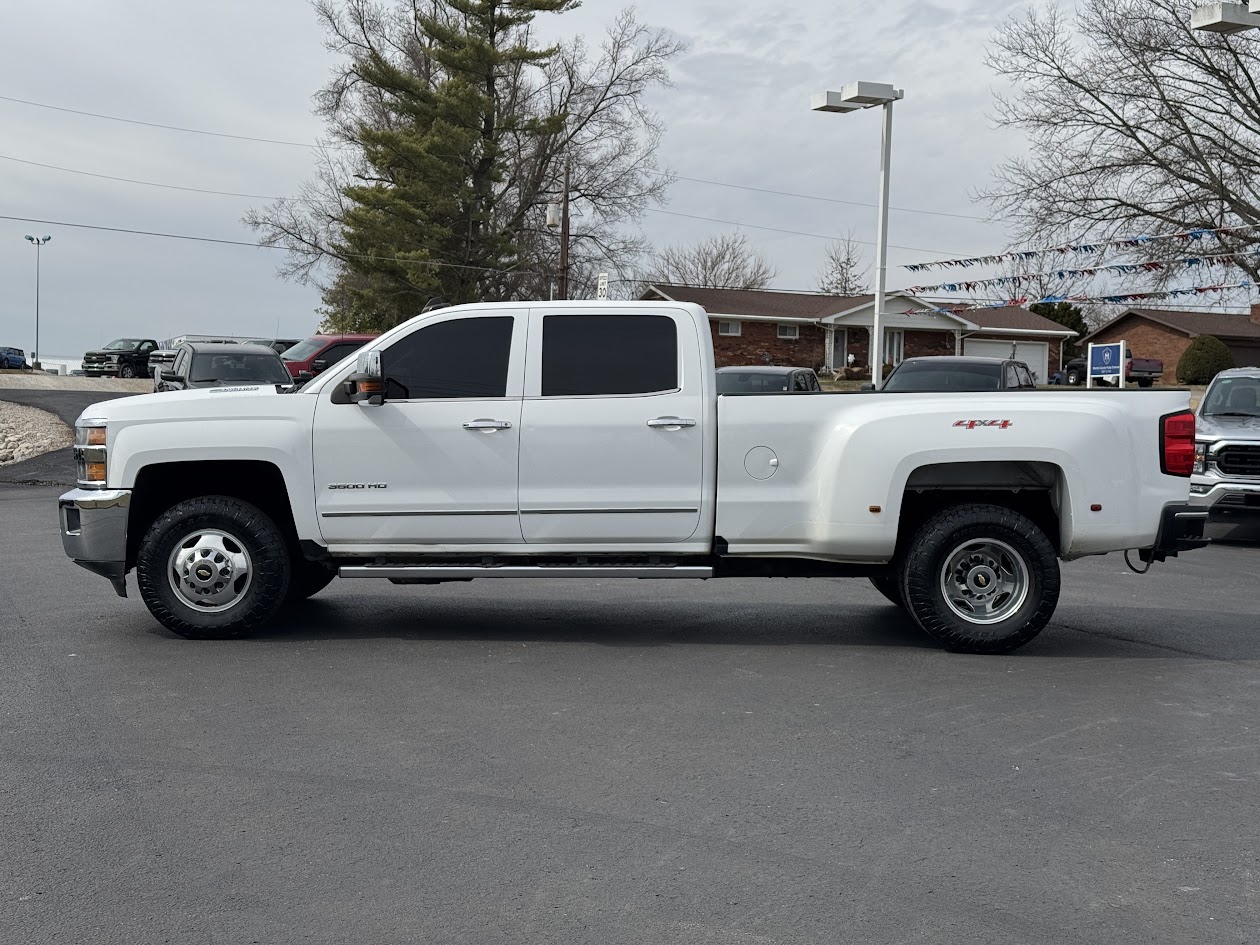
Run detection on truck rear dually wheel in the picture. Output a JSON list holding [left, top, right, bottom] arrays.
[[900, 504, 1059, 654], [136, 496, 290, 639]]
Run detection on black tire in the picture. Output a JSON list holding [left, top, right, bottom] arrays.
[[120, 363, 136, 379], [136, 496, 290, 639], [1065, 369, 1081, 385], [900, 503, 1059, 654], [1136, 377, 1153, 388], [286, 558, 336, 603], [869, 575, 905, 609]]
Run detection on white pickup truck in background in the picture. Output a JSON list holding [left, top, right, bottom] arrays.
[[59, 301, 1207, 654]]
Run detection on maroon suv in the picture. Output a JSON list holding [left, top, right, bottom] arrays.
[[280, 333, 378, 379]]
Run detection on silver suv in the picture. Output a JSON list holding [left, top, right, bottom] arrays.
[[1191, 368, 1260, 515]]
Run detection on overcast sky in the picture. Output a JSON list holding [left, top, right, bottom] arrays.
[[0, 0, 1024, 358]]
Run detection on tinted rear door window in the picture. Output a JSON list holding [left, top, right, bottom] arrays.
[[383, 316, 514, 399], [542, 314, 677, 396]]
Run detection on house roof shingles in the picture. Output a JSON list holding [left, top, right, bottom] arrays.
[[644, 285, 1074, 336], [646, 284, 872, 319], [1093, 307, 1260, 341]]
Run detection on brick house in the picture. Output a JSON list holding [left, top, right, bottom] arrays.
[[640, 284, 1078, 382], [1081, 304, 1260, 384]]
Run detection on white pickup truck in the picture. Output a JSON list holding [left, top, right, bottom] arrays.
[[59, 301, 1207, 653]]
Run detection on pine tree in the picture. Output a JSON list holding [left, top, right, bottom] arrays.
[[323, 0, 578, 330], [1029, 301, 1088, 360]]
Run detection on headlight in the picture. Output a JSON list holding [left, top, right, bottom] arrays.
[[1193, 442, 1207, 474], [74, 421, 108, 487]]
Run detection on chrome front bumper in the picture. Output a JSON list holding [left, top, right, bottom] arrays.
[[58, 488, 131, 597], [1188, 479, 1260, 512]]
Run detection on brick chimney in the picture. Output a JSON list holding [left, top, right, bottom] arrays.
[[1253, 301, 1260, 325]]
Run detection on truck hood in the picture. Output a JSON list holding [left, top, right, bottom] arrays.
[[82, 384, 297, 425], [83, 348, 136, 358], [1197, 412, 1260, 440]]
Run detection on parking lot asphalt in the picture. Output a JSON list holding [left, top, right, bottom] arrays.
[[0, 390, 138, 486], [2, 483, 1258, 945]]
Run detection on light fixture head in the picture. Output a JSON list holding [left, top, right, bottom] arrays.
[[1191, 1, 1260, 31], [811, 91, 863, 113]]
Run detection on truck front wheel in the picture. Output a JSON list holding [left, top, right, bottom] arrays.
[[136, 496, 290, 639], [900, 504, 1059, 654], [119, 363, 135, 378]]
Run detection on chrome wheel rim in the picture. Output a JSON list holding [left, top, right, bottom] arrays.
[[939, 538, 1029, 625], [168, 529, 253, 613]]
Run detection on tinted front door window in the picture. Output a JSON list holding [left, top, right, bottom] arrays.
[[542, 314, 677, 396], [383, 316, 514, 399]]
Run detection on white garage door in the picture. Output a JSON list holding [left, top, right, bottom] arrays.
[[963, 339, 1050, 384]]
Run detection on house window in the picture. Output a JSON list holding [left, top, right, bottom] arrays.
[[883, 329, 905, 366], [777, 323, 800, 340], [717, 320, 741, 337]]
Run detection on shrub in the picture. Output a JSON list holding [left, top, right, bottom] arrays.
[[1176, 335, 1235, 384]]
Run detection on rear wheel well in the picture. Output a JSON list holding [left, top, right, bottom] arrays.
[[126, 461, 297, 569], [896, 461, 1064, 559]]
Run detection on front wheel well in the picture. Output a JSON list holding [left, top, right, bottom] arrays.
[[126, 460, 298, 569]]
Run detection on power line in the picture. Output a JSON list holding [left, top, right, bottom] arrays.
[[671, 175, 990, 222], [0, 93, 324, 148], [0, 153, 287, 200], [1, 93, 991, 221], [0, 213, 538, 275], [644, 208, 969, 257]]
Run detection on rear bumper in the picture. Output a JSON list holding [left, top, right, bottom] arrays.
[[1139, 503, 1209, 564], [58, 488, 131, 597]]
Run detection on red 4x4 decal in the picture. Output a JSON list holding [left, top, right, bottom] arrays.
[[953, 419, 1013, 429]]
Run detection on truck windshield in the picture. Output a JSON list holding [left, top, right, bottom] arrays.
[[103, 338, 143, 350], [190, 353, 292, 385], [281, 339, 326, 362], [1201, 377, 1260, 417], [716, 372, 791, 393], [882, 361, 1003, 391]]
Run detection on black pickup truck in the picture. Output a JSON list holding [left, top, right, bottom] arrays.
[[82, 338, 159, 378]]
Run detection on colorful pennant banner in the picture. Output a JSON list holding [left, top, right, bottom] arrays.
[[903, 280, 1255, 316], [906, 250, 1260, 294], [902, 224, 1260, 272]]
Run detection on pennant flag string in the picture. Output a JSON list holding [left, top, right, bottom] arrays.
[[905, 249, 1260, 294], [901, 280, 1255, 316], [902, 223, 1260, 272]]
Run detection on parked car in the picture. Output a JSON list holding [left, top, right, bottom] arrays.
[[716, 366, 821, 393], [154, 343, 293, 392], [1, 346, 29, 369], [59, 300, 1206, 655], [1190, 367, 1260, 517], [280, 334, 377, 379], [864, 357, 1037, 392], [1063, 350, 1162, 387], [82, 338, 159, 378], [245, 338, 302, 355]]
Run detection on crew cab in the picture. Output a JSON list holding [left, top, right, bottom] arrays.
[[1191, 367, 1260, 516], [1064, 350, 1163, 387], [58, 301, 1206, 654], [82, 338, 159, 378]]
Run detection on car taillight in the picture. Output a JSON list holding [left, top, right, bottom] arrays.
[[1161, 410, 1195, 477]]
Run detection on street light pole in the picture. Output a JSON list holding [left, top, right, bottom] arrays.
[[811, 82, 904, 388], [872, 100, 894, 389], [24, 235, 52, 370]]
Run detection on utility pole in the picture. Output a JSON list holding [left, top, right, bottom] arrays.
[[24, 235, 52, 370], [558, 155, 571, 301]]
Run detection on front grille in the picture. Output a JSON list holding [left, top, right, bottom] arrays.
[[1216, 445, 1260, 477]]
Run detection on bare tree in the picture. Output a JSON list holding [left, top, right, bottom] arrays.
[[644, 232, 777, 289], [246, 2, 684, 318], [817, 233, 869, 296], [982, 0, 1260, 284]]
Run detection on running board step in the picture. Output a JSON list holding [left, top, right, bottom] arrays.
[[338, 565, 713, 580]]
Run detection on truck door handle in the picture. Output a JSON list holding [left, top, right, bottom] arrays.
[[462, 419, 513, 431], [647, 417, 696, 430]]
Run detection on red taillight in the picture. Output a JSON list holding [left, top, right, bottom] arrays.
[[1161, 410, 1195, 477]]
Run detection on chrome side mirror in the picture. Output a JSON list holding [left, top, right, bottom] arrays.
[[344, 349, 384, 406]]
